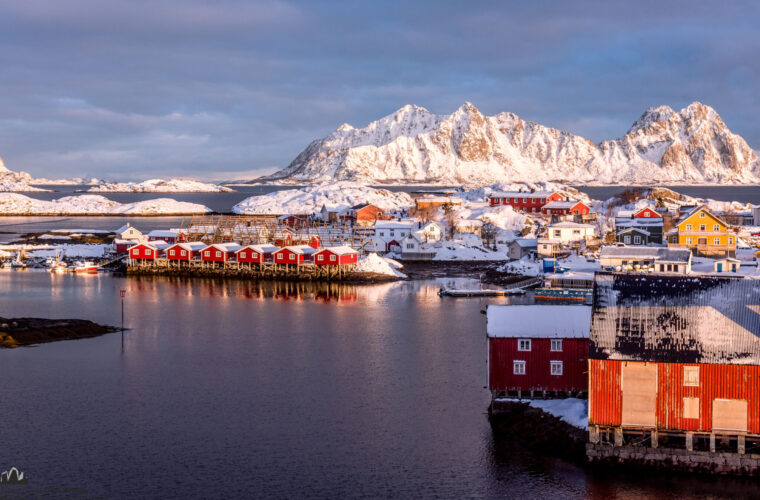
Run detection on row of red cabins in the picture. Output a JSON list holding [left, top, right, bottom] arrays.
[[487, 273, 760, 460], [488, 190, 591, 216], [128, 241, 359, 266]]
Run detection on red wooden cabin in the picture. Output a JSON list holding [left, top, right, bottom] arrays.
[[112, 239, 132, 254], [235, 244, 279, 264], [314, 246, 359, 266], [129, 242, 162, 261], [200, 243, 242, 263], [541, 200, 590, 216], [273, 245, 317, 265], [632, 207, 661, 218], [166, 242, 206, 262], [588, 273, 760, 448], [487, 305, 591, 398], [488, 191, 563, 212]]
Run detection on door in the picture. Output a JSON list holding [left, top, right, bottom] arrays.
[[622, 362, 657, 427], [698, 237, 707, 245], [712, 399, 748, 433], [717, 263, 723, 272]]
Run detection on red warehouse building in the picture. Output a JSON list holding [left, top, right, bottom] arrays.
[[128, 242, 168, 262], [235, 244, 279, 265], [314, 246, 359, 266], [588, 273, 760, 462], [541, 200, 591, 216], [488, 191, 564, 212], [273, 245, 317, 265], [487, 304, 592, 399], [200, 243, 242, 264]]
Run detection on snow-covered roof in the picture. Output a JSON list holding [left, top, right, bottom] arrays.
[[147, 230, 180, 238], [543, 200, 585, 209], [615, 227, 651, 236], [115, 224, 137, 234], [280, 245, 318, 255], [239, 244, 279, 254], [374, 221, 414, 229], [615, 218, 663, 227], [171, 242, 207, 252], [319, 245, 358, 256], [511, 238, 538, 248], [548, 222, 595, 229], [600, 246, 691, 263], [490, 190, 558, 198], [487, 305, 591, 339], [205, 243, 243, 253]]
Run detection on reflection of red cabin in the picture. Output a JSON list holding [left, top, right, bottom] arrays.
[[200, 243, 242, 263], [487, 305, 591, 398], [314, 246, 358, 266], [274, 245, 317, 265], [541, 200, 590, 216], [129, 242, 160, 260], [236, 244, 279, 264]]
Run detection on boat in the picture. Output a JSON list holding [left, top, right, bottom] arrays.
[[70, 260, 99, 273], [8, 252, 27, 269], [438, 288, 525, 297], [534, 287, 592, 302]]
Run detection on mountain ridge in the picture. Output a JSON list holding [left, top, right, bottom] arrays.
[[261, 101, 760, 186]]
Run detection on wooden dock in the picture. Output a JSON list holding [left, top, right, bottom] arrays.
[[438, 277, 541, 297]]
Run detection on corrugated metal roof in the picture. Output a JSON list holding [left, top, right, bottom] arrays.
[[487, 305, 591, 339], [600, 246, 691, 263], [590, 273, 760, 364]]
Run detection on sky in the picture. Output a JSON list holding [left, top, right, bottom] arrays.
[[0, 0, 759, 181]]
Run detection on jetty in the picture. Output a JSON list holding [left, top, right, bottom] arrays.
[[438, 277, 541, 297]]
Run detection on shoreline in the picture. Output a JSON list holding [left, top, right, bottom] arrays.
[[0, 317, 118, 348]]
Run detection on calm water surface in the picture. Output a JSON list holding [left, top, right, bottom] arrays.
[[1, 272, 759, 499]]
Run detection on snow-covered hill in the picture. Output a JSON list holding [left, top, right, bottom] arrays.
[[0, 193, 211, 215], [87, 178, 234, 193], [232, 181, 413, 215], [262, 102, 760, 186], [0, 155, 50, 192]]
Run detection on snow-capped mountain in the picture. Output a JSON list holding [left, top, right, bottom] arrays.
[[262, 102, 760, 185]]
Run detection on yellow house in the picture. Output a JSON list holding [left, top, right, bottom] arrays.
[[667, 206, 736, 257]]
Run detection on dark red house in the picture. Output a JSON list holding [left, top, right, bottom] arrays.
[[487, 304, 591, 398], [235, 244, 279, 264], [541, 200, 591, 216], [488, 191, 564, 212], [128, 242, 163, 261], [314, 246, 359, 266], [165, 242, 206, 262], [273, 245, 317, 265]]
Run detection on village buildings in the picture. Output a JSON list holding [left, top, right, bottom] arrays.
[[488, 191, 564, 212], [667, 206, 736, 257], [599, 246, 692, 274], [614, 207, 665, 245], [546, 222, 596, 244]]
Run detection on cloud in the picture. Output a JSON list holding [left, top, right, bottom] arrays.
[[0, 0, 758, 180]]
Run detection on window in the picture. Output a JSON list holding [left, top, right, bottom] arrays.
[[518, 339, 531, 351], [700, 212, 705, 218], [644, 211, 650, 217], [634, 235, 641, 244], [551, 339, 563, 352], [204, 251, 210, 257], [686, 224, 692, 231], [318, 255, 324, 261], [683, 397, 700, 419], [181, 250, 186, 256], [523, 198, 527, 203], [289, 254, 295, 261], [714, 237, 720, 245], [406, 243, 414, 249], [145, 249, 152, 256], [550, 361, 563, 376], [713, 224, 720, 232], [700, 225, 706, 231], [683, 366, 699, 386], [686, 237, 693, 245], [330, 255, 336, 262], [624, 236, 631, 244], [659, 264, 665, 272], [216, 251, 222, 257], [553, 230, 561, 238], [729, 237, 734, 245], [170, 249, 175, 256], [573, 230, 580, 235], [513, 361, 526, 375]]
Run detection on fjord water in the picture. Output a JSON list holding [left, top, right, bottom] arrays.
[[1, 272, 758, 499]]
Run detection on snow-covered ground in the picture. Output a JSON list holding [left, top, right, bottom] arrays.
[[499, 257, 541, 276], [516, 398, 588, 430], [0, 193, 211, 215], [353, 253, 407, 278], [232, 181, 413, 215], [88, 178, 234, 193], [0, 243, 110, 258], [431, 237, 509, 261]]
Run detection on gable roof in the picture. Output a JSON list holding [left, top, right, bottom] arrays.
[[600, 246, 691, 263], [677, 205, 728, 228], [615, 227, 651, 236], [543, 200, 587, 210], [487, 305, 591, 338], [317, 246, 358, 256], [237, 244, 279, 254]]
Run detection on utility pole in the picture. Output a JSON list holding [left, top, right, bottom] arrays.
[[120, 289, 126, 351]]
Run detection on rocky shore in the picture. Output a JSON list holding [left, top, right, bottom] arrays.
[[0, 317, 117, 347]]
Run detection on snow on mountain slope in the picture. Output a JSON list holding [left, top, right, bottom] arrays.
[[88, 178, 234, 193], [262, 102, 760, 186], [232, 181, 413, 215], [0, 193, 211, 215]]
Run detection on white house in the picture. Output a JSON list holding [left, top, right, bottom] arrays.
[[546, 222, 596, 243], [714, 257, 741, 273], [374, 221, 415, 241], [508, 238, 537, 260], [415, 221, 443, 243], [400, 233, 422, 253], [366, 236, 388, 253], [115, 223, 143, 241], [537, 238, 562, 257]]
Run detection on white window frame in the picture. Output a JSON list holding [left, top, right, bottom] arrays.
[[683, 366, 699, 387], [330, 255, 336, 262], [289, 254, 295, 261], [550, 361, 563, 376], [700, 212, 705, 218], [713, 224, 720, 232], [169, 249, 175, 256], [634, 235, 641, 244], [204, 251, 210, 257], [181, 250, 186, 256], [513, 360, 526, 375], [318, 255, 324, 261], [517, 339, 531, 352], [686, 224, 692, 231], [216, 251, 222, 257], [550, 339, 563, 352], [714, 237, 720, 245], [145, 249, 152, 256]]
